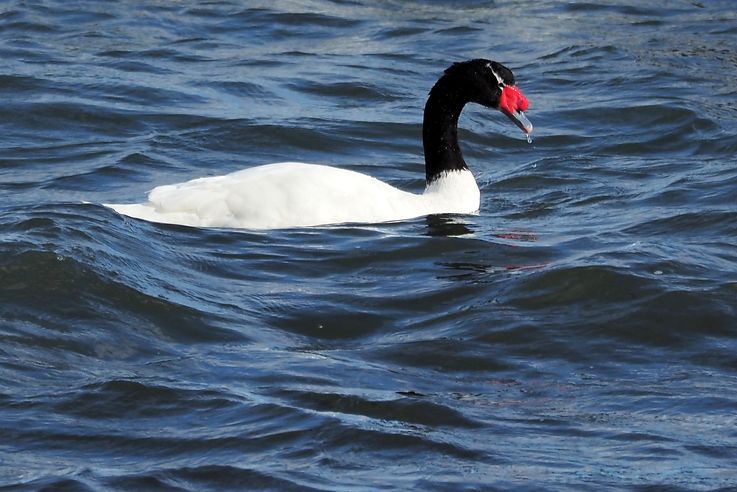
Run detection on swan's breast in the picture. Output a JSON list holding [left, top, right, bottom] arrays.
[[422, 169, 480, 214]]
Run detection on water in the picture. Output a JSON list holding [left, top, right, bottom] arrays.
[[2, 0, 737, 490]]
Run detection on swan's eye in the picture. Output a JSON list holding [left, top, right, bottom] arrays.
[[486, 62, 505, 88]]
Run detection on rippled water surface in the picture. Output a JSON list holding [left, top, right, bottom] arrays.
[[2, 1, 737, 490]]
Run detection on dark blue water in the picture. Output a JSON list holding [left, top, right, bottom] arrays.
[[2, 1, 737, 490]]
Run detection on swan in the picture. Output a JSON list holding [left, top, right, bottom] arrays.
[[106, 59, 532, 230]]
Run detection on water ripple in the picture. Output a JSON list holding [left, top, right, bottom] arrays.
[[1, 0, 737, 490]]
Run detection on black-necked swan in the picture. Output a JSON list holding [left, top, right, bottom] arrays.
[[106, 59, 532, 229]]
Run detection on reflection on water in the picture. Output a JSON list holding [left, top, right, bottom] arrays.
[[424, 214, 476, 237]]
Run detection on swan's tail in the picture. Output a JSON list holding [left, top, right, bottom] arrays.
[[104, 202, 151, 219], [104, 202, 198, 227]]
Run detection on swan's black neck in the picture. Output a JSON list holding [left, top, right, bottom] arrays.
[[422, 75, 470, 184]]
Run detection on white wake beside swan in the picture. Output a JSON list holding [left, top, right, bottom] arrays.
[[106, 59, 532, 230]]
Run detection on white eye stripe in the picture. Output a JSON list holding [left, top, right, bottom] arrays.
[[486, 62, 505, 87]]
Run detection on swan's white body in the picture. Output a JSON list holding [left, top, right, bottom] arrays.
[[105, 162, 480, 229]]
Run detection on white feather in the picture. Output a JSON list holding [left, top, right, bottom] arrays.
[[105, 163, 480, 230]]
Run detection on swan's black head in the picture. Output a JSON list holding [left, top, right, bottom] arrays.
[[423, 58, 533, 183], [437, 59, 532, 134]]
